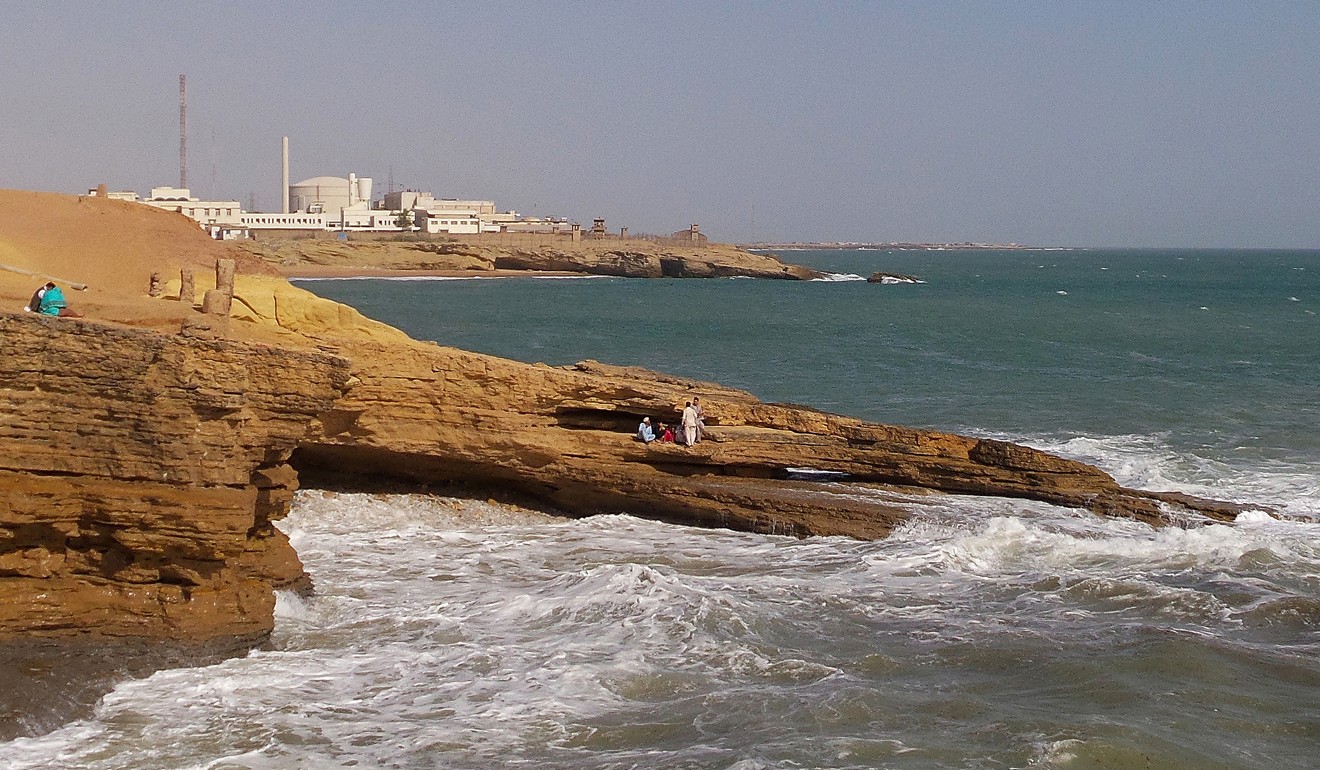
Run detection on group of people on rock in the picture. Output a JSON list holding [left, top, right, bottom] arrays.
[[25, 282, 82, 317], [637, 397, 706, 447]]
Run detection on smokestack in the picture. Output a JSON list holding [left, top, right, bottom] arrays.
[[281, 136, 289, 214], [179, 74, 188, 189]]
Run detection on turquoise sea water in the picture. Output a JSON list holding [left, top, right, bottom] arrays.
[[4, 249, 1316, 769], [302, 248, 1319, 464]]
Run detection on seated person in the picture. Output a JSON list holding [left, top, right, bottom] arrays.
[[636, 417, 656, 443], [25, 285, 45, 312], [38, 282, 82, 317]]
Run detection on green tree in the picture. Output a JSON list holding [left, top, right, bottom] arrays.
[[394, 210, 414, 230]]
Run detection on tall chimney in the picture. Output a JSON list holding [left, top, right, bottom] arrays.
[[179, 74, 188, 189], [281, 136, 289, 214]]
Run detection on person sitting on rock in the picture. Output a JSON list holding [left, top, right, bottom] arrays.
[[637, 416, 656, 443], [658, 422, 675, 443], [25, 284, 45, 312], [38, 282, 83, 317]]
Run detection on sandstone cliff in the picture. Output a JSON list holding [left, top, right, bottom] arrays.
[[0, 312, 350, 640], [291, 340, 1241, 541], [0, 189, 1246, 651], [237, 237, 823, 280]]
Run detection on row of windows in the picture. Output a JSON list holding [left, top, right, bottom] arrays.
[[241, 216, 324, 225]]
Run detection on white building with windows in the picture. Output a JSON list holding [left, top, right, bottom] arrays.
[[382, 191, 497, 217], [341, 208, 414, 232], [415, 210, 482, 234], [239, 212, 328, 231], [389, 192, 526, 234], [139, 187, 243, 227]]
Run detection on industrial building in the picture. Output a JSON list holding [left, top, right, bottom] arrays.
[[139, 187, 242, 228], [100, 135, 577, 238], [288, 173, 371, 220]]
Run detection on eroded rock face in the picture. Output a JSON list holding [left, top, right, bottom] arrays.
[[488, 244, 822, 280], [294, 341, 1242, 541], [0, 313, 351, 641], [239, 238, 824, 280]]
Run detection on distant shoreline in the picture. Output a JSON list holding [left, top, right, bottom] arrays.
[[278, 265, 583, 280], [744, 242, 1068, 251]]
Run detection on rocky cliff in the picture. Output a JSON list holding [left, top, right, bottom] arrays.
[[0, 312, 350, 641], [291, 337, 1242, 541], [237, 237, 823, 280], [0, 190, 1246, 650]]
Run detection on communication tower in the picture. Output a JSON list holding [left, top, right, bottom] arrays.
[[179, 74, 188, 189]]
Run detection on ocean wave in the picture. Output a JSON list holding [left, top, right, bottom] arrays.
[[808, 272, 867, 282], [931, 513, 1318, 576], [970, 430, 1320, 519], [5, 488, 1318, 768]]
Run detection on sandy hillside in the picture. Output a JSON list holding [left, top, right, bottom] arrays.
[[0, 189, 276, 327]]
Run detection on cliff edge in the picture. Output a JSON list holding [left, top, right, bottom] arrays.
[[0, 313, 350, 640], [0, 190, 1245, 648], [237, 236, 824, 280]]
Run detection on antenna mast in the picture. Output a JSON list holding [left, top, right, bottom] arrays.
[[179, 74, 188, 189]]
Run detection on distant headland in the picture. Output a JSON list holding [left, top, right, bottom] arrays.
[[742, 241, 1064, 251]]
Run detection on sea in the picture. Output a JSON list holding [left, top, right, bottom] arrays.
[[2, 248, 1317, 769]]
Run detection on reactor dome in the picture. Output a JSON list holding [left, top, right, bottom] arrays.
[[288, 174, 372, 215]]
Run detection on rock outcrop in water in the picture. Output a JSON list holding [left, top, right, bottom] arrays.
[[866, 271, 923, 284], [292, 340, 1242, 541]]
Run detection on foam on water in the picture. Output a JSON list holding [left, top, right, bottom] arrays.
[[973, 429, 1320, 519], [809, 272, 867, 282], [4, 478, 1316, 769]]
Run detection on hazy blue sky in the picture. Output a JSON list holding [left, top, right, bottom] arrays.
[[3, 1, 1317, 246]]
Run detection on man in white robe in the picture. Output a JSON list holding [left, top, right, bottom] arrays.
[[681, 401, 699, 447]]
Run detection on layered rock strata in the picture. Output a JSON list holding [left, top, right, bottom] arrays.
[[0, 183, 1246, 647], [0, 312, 350, 641], [239, 238, 824, 280], [294, 339, 1241, 541], [0, 267, 1244, 646]]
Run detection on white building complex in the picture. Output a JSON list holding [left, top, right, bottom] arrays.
[[92, 186, 248, 239], [96, 136, 574, 238]]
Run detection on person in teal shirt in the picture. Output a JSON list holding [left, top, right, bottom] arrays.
[[37, 282, 81, 317], [38, 283, 65, 315]]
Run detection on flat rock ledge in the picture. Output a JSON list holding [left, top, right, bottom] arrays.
[[293, 344, 1247, 542]]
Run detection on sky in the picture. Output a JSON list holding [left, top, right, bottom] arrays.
[[2, 1, 1318, 247]]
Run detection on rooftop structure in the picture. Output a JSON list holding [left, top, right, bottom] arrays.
[[382, 191, 497, 217], [139, 187, 243, 228]]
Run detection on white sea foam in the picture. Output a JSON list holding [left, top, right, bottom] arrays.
[[3, 486, 1317, 768], [809, 272, 867, 282], [972, 430, 1320, 519]]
